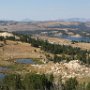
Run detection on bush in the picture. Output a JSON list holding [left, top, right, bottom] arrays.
[[64, 78, 78, 90]]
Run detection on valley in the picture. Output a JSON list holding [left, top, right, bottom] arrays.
[[0, 21, 90, 89]]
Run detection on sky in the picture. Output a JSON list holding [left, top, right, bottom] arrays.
[[0, 0, 90, 21]]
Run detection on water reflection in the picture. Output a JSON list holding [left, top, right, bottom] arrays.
[[16, 59, 36, 64]]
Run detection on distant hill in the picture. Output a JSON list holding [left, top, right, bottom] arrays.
[[0, 19, 90, 32], [60, 18, 90, 22]]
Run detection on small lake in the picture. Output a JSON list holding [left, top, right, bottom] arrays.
[[16, 59, 36, 64], [57, 35, 90, 42], [0, 67, 9, 79]]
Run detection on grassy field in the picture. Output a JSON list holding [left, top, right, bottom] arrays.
[[0, 40, 47, 74]]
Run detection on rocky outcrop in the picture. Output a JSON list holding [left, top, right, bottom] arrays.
[[30, 60, 90, 79], [0, 32, 13, 38]]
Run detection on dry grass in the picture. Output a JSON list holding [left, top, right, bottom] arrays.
[[0, 40, 46, 62]]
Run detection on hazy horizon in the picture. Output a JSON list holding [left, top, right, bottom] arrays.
[[0, 0, 90, 21]]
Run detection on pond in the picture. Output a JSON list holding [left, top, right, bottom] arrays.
[[0, 67, 8, 71], [0, 73, 6, 79], [16, 59, 36, 64]]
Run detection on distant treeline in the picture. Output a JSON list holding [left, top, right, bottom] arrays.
[[0, 36, 16, 41], [17, 34, 90, 64], [0, 73, 90, 90]]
